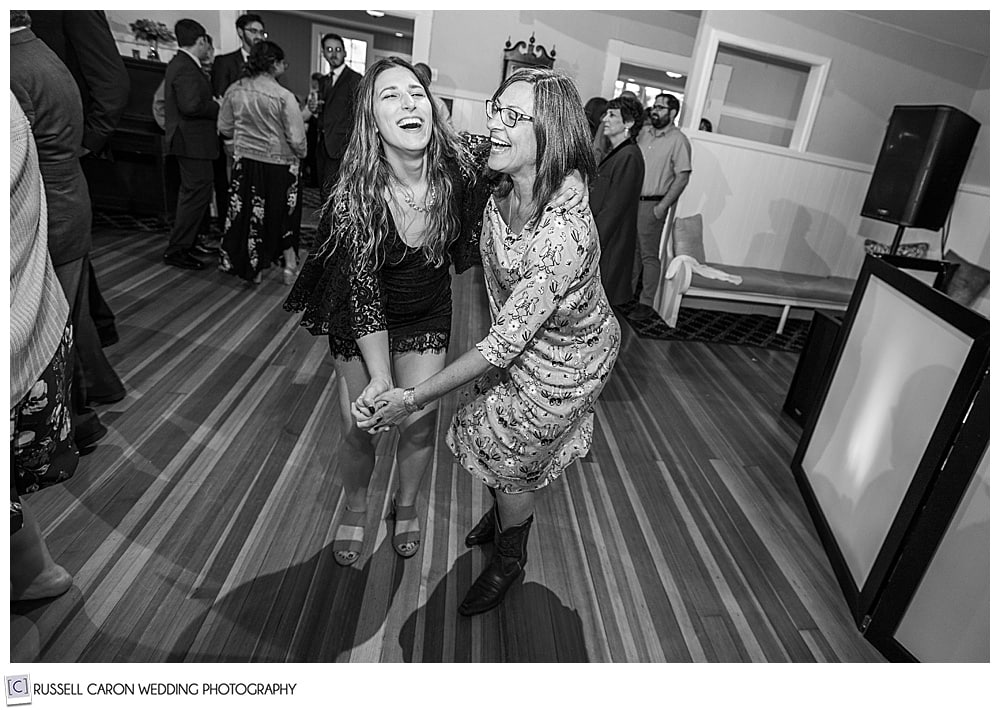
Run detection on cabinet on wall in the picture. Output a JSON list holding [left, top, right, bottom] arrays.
[[83, 56, 177, 221]]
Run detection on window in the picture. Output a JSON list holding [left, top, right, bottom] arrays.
[[614, 61, 686, 110], [686, 28, 830, 151], [708, 44, 809, 148]]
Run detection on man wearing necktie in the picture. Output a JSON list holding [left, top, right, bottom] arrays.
[[313, 33, 361, 201]]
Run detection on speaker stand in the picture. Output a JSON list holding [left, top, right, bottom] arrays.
[[888, 224, 906, 255]]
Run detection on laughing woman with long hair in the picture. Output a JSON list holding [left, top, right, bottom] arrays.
[[283, 58, 487, 566]]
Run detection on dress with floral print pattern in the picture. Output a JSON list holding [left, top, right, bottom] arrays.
[[446, 196, 621, 494]]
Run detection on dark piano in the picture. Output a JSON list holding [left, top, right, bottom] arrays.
[[83, 56, 178, 221]]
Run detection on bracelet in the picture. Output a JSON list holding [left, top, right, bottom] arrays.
[[402, 388, 424, 415]]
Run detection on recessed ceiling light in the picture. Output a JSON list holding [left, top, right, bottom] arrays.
[[666, 71, 683, 79], [627, 77, 635, 82], [395, 32, 403, 37], [366, 10, 385, 17]]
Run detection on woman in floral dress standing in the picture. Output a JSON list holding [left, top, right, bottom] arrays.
[[361, 68, 620, 616], [218, 40, 307, 285]]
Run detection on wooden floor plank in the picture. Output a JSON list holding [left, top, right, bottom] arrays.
[[10, 225, 884, 663]]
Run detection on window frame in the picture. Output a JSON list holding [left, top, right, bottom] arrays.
[[685, 27, 830, 152]]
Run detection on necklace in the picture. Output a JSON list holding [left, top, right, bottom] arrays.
[[395, 182, 437, 214]]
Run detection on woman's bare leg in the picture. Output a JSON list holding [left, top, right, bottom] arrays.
[[10, 501, 72, 601]]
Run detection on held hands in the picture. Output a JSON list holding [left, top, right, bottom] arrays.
[[351, 376, 392, 433], [354, 388, 409, 435], [550, 170, 588, 212]]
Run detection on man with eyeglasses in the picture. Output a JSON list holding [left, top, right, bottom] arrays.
[[211, 13, 265, 98], [632, 92, 691, 321], [313, 33, 361, 200]]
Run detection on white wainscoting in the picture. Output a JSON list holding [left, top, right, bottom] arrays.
[[672, 132, 990, 283]]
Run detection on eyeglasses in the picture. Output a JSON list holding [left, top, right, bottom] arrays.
[[324, 46, 345, 54], [485, 99, 533, 128]]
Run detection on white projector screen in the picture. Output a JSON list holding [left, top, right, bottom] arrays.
[[800, 275, 975, 587], [895, 446, 990, 662]]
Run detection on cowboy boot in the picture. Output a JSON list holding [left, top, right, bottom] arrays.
[[458, 514, 533, 617], [464, 488, 497, 548]]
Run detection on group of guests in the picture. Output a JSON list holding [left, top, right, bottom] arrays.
[[161, 14, 363, 287], [586, 91, 693, 319], [11, 13, 663, 620]]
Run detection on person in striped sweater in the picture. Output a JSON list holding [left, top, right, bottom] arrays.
[[9, 92, 77, 602]]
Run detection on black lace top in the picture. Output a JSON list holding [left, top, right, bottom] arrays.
[[283, 134, 495, 350]]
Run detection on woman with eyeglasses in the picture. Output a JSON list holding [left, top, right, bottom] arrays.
[[218, 40, 307, 286], [284, 58, 583, 567], [360, 68, 621, 616]]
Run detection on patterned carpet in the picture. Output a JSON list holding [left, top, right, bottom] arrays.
[[617, 299, 810, 352]]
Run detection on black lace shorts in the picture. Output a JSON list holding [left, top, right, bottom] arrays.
[[329, 329, 449, 361]]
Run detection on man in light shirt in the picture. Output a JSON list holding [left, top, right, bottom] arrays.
[[632, 92, 692, 321]]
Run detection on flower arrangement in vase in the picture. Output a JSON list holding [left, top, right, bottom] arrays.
[[129, 19, 175, 61]]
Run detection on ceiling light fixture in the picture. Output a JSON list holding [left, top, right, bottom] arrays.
[[394, 32, 403, 37], [665, 71, 683, 79], [366, 10, 385, 17]]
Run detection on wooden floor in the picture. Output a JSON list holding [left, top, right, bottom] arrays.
[[10, 223, 885, 663]]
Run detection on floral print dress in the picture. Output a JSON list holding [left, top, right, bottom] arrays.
[[447, 197, 621, 493]]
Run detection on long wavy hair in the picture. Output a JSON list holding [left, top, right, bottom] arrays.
[[315, 57, 467, 270], [491, 68, 596, 226]]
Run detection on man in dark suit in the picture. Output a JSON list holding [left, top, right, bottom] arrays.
[[29, 10, 129, 159], [30, 10, 128, 409], [211, 13, 264, 98], [163, 18, 219, 270], [209, 13, 265, 229], [314, 33, 362, 200]]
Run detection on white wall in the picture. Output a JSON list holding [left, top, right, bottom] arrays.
[[674, 132, 990, 280], [104, 10, 238, 60], [698, 10, 989, 187], [427, 10, 698, 108]]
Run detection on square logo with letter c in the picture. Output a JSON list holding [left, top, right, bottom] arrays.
[[4, 676, 31, 706]]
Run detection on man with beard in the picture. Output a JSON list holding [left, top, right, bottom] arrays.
[[631, 92, 691, 321]]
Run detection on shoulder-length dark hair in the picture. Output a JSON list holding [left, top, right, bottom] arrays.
[[315, 56, 467, 269], [243, 40, 283, 78], [491, 68, 596, 226]]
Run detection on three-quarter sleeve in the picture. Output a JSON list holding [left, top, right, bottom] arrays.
[[284, 196, 388, 341], [282, 91, 308, 160], [476, 208, 593, 368]]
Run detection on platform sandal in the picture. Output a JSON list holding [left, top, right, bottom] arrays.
[[390, 497, 421, 559], [332, 507, 367, 567]]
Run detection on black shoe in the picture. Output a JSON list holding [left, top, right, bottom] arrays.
[[458, 514, 533, 617], [190, 242, 218, 257], [163, 252, 205, 270], [88, 389, 127, 406], [74, 417, 108, 452], [629, 303, 658, 321], [465, 502, 497, 548]]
